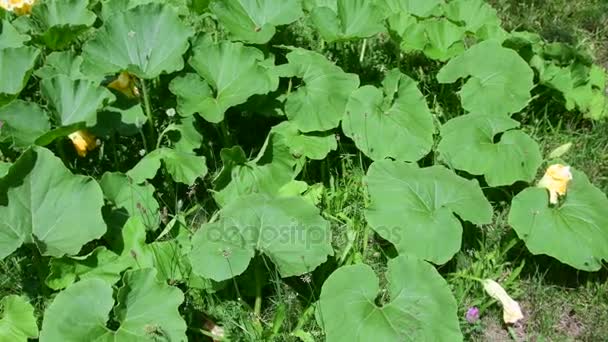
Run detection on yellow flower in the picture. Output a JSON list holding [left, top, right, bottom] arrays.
[[68, 130, 97, 157], [537, 164, 573, 204], [107, 71, 140, 99], [482, 279, 524, 324], [1, 0, 35, 15]]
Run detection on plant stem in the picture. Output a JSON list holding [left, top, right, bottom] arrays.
[[254, 257, 263, 318], [140, 79, 155, 151], [359, 39, 367, 64]]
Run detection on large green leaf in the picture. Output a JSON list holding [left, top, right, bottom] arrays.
[[310, 0, 385, 42], [95, 104, 148, 137], [99, 0, 191, 20], [389, 16, 466, 61], [81, 3, 193, 79], [34, 51, 93, 81], [382, 0, 443, 17], [318, 255, 462, 341], [0, 147, 106, 259], [39, 268, 187, 341], [0, 295, 38, 342], [271, 121, 337, 160], [0, 46, 40, 104], [127, 147, 207, 185], [0, 20, 30, 49], [213, 131, 302, 207], [210, 0, 303, 44], [438, 114, 542, 186], [189, 194, 333, 281], [421, 18, 466, 61], [437, 40, 534, 115], [99, 172, 160, 229], [508, 170, 608, 271], [41, 75, 116, 127], [343, 69, 434, 162], [444, 0, 501, 33], [365, 160, 492, 264], [165, 116, 204, 153], [168, 73, 212, 117], [185, 37, 279, 123], [30, 0, 96, 50], [46, 216, 189, 290], [278, 48, 360, 132], [0, 100, 50, 148]]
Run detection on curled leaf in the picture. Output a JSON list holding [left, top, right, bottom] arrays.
[[482, 279, 523, 324], [548, 142, 573, 159], [68, 130, 97, 157], [537, 164, 572, 204]]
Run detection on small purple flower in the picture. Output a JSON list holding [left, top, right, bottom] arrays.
[[466, 307, 480, 323]]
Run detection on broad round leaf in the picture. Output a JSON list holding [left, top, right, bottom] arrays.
[[99, 172, 160, 229], [272, 121, 337, 160], [508, 170, 608, 271], [186, 37, 278, 123], [31, 0, 96, 50], [210, 0, 303, 44], [437, 40, 534, 115], [343, 69, 434, 162], [0, 147, 106, 259], [318, 255, 462, 341], [365, 160, 493, 264], [0, 100, 50, 148], [0, 46, 40, 104], [0, 295, 38, 342], [438, 114, 542, 186], [127, 147, 207, 185], [310, 0, 385, 42], [82, 3, 193, 79], [41, 74, 116, 127], [279, 48, 360, 132], [189, 194, 333, 281], [39, 268, 186, 341]]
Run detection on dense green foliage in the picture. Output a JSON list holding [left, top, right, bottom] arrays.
[[0, 0, 607, 341]]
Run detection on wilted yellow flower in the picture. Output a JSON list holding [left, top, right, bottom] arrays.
[[0, 0, 35, 15], [107, 71, 140, 98], [482, 279, 524, 324], [68, 130, 96, 157], [537, 164, 573, 204]]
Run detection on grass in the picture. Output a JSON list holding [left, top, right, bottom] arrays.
[[2, 1, 608, 341]]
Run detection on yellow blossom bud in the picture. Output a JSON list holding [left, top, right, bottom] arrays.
[[1, 0, 35, 15], [482, 279, 524, 324], [68, 130, 97, 157], [107, 71, 140, 99], [537, 164, 573, 204]]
